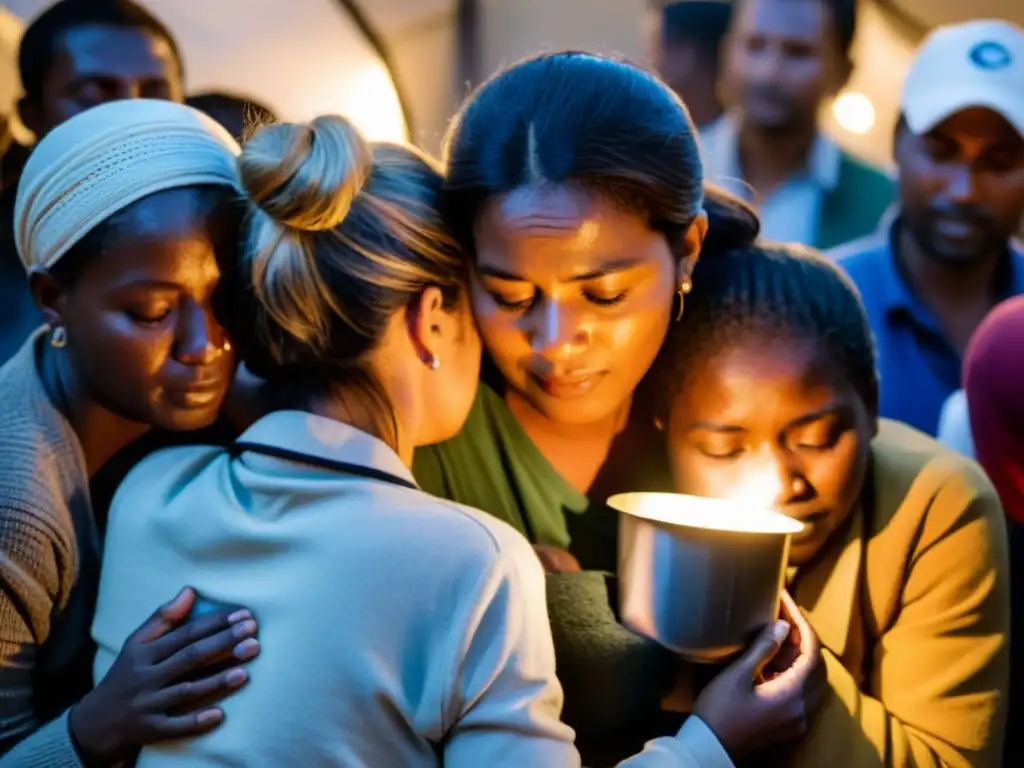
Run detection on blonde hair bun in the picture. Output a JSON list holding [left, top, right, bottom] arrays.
[[239, 114, 372, 231]]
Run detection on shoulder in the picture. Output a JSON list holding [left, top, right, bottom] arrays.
[[839, 151, 895, 191], [411, 492, 541, 578], [871, 419, 1001, 535], [828, 229, 891, 281], [108, 444, 225, 526]]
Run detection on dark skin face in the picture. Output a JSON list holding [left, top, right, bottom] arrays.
[[665, 337, 875, 565], [31, 188, 236, 434], [724, 0, 849, 132], [471, 185, 705, 427], [896, 108, 1024, 267], [19, 24, 182, 138]]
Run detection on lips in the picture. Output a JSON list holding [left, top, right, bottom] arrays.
[[164, 377, 228, 409], [529, 370, 607, 399]]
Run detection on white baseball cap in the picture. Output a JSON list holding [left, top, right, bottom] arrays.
[[901, 19, 1024, 138]]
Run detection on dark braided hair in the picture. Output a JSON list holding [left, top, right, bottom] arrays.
[[646, 242, 878, 419]]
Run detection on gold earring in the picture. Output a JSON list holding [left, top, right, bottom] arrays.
[[674, 279, 692, 322], [50, 326, 67, 349]]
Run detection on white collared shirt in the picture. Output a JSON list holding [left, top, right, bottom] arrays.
[[700, 114, 841, 245], [91, 411, 733, 768]]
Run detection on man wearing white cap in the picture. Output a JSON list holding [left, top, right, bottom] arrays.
[[832, 19, 1024, 438]]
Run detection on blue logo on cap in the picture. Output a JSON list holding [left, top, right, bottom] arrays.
[[969, 41, 1012, 70]]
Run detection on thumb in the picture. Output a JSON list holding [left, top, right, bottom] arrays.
[[130, 587, 196, 643], [734, 620, 790, 680]]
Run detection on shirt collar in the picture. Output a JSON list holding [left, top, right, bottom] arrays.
[[700, 113, 842, 192], [237, 410, 416, 487], [877, 215, 1024, 321]]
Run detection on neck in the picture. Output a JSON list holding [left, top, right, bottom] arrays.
[[307, 385, 411, 466], [897, 226, 1004, 306], [737, 118, 818, 197], [505, 388, 630, 494], [40, 346, 149, 477]]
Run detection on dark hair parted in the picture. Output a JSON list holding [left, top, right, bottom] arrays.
[[18, 0, 183, 104], [646, 242, 878, 418], [227, 114, 463, 409], [442, 51, 759, 260]]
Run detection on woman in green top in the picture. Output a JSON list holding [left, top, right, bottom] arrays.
[[412, 52, 765, 763]]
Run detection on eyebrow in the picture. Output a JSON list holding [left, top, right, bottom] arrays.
[[686, 405, 846, 434], [475, 258, 644, 283]]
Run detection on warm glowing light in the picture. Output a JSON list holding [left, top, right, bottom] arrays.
[[721, 460, 785, 509], [832, 91, 876, 136], [607, 493, 803, 535], [337, 64, 408, 143]]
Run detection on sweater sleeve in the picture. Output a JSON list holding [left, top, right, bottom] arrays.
[[441, 531, 580, 767], [617, 717, 734, 768], [0, 498, 83, 767], [785, 464, 1010, 768]]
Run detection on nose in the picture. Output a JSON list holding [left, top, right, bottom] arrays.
[[526, 298, 588, 359], [174, 303, 229, 366], [945, 163, 979, 204], [747, 444, 810, 506]]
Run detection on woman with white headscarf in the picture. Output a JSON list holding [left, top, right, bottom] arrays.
[[0, 99, 260, 767]]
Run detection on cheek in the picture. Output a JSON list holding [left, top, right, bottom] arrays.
[[669, 449, 740, 499], [70, 310, 173, 383], [468, 283, 522, 354], [807, 439, 867, 512]]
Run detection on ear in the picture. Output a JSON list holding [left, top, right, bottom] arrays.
[[676, 210, 709, 285], [404, 286, 453, 370], [16, 96, 45, 140], [28, 267, 67, 329]]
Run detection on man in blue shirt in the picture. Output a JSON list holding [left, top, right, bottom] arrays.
[[832, 19, 1024, 437]]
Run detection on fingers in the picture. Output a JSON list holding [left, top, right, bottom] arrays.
[[143, 708, 226, 741], [129, 588, 196, 644], [533, 547, 582, 574], [149, 608, 254, 664], [779, 591, 820, 658], [156, 618, 260, 682], [734, 620, 790, 680], [143, 665, 250, 713]]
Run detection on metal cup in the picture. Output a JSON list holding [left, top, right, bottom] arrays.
[[609, 492, 803, 663]]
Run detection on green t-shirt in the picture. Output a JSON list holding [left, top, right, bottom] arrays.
[[414, 382, 670, 572]]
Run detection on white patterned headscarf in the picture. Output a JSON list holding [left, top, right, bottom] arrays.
[[14, 99, 242, 272]]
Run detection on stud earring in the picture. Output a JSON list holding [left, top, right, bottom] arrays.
[[429, 354, 440, 371], [50, 326, 67, 349]]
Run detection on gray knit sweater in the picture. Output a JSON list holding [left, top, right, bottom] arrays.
[[0, 332, 95, 767]]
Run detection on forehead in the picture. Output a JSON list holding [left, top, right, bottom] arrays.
[[475, 185, 667, 274], [928, 107, 1024, 146], [735, 0, 829, 40], [80, 189, 227, 289], [54, 24, 178, 82], [675, 336, 846, 416]]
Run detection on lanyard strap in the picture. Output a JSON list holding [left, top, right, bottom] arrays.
[[231, 441, 419, 491]]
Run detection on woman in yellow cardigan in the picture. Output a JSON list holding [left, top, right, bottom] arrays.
[[644, 242, 1010, 766]]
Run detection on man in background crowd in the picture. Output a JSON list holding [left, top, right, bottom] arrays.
[[834, 19, 1024, 438], [702, 0, 892, 247], [0, 0, 183, 364], [646, 0, 732, 133], [186, 90, 278, 144]]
